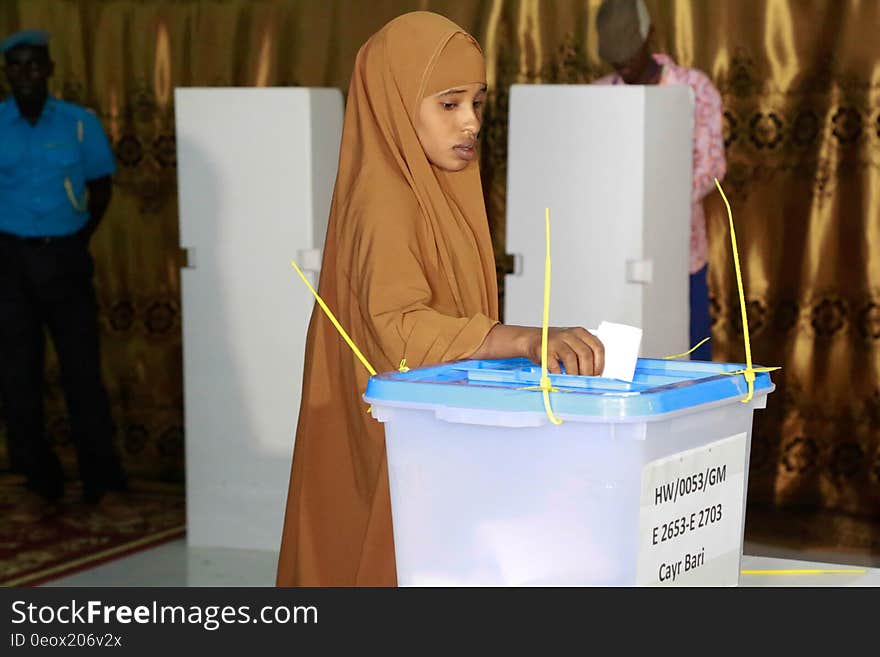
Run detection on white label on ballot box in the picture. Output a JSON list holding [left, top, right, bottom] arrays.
[[636, 432, 748, 586]]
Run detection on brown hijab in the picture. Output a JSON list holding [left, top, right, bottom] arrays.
[[276, 12, 498, 586]]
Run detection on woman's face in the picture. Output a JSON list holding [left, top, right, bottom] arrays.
[[415, 82, 487, 172]]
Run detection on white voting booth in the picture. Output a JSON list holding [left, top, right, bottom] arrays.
[[175, 88, 343, 551], [504, 85, 694, 358]]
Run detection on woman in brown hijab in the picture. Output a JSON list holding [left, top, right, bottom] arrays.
[[276, 11, 604, 586]]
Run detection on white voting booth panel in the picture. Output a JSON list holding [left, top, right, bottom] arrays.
[[176, 88, 343, 550], [504, 85, 693, 358]]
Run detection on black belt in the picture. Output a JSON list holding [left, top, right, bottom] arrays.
[[0, 231, 81, 245]]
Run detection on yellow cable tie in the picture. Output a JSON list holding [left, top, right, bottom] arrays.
[[714, 178, 782, 403], [290, 259, 377, 377], [519, 385, 561, 393], [721, 366, 781, 377], [664, 182, 780, 403], [662, 337, 711, 360], [540, 208, 562, 425]]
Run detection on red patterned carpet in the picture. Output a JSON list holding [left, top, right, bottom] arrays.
[[0, 475, 185, 587]]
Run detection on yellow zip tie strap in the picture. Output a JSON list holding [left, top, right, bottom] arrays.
[[290, 260, 418, 415], [539, 208, 562, 425], [662, 181, 780, 399], [662, 337, 711, 360], [714, 178, 781, 403], [290, 259, 377, 377]]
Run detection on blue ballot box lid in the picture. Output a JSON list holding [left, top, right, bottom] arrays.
[[364, 357, 775, 419]]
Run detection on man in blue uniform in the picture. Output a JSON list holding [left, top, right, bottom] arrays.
[[0, 30, 132, 522]]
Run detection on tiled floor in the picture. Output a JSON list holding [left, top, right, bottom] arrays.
[[41, 538, 880, 587], [42, 540, 277, 587]]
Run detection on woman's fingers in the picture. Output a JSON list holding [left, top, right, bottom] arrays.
[[565, 333, 596, 376], [546, 350, 562, 374], [522, 327, 606, 377], [555, 342, 580, 377], [575, 328, 605, 376], [556, 328, 605, 376]]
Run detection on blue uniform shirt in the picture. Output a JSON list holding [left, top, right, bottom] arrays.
[[0, 97, 116, 237]]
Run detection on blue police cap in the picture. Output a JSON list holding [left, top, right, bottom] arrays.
[[0, 29, 50, 55]]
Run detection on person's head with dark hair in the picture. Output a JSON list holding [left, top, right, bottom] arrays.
[[1, 30, 54, 118], [596, 0, 661, 85]]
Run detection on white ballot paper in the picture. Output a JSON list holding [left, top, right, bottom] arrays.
[[591, 321, 643, 382]]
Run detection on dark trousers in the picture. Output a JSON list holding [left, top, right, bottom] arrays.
[[689, 264, 712, 361], [0, 231, 126, 503]]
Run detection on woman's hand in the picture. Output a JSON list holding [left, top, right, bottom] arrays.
[[522, 327, 605, 376], [471, 324, 605, 376]]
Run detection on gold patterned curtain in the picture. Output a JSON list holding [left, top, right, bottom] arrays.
[[1, 1, 878, 522]]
